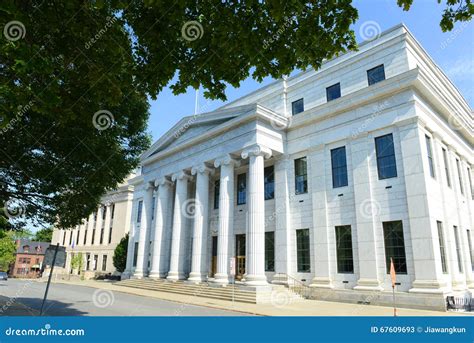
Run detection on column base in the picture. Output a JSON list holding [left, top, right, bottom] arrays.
[[212, 273, 230, 285], [187, 272, 207, 283], [148, 271, 167, 279], [310, 276, 334, 289], [120, 270, 132, 280], [244, 274, 268, 286], [409, 279, 447, 294], [353, 278, 383, 291], [133, 270, 147, 279], [167, 271, 186, 281]]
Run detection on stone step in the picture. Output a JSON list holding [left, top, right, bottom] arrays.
[[119, 281, 254, 294]]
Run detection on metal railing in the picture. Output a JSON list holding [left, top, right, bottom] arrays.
[[446, 296, 474, 312], [273, 273, 312, 299]]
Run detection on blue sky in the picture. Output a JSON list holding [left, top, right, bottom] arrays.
[[147, 0, 473, 142]]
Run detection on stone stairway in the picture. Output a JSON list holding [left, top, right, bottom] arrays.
[[116, 278, 258, 303]]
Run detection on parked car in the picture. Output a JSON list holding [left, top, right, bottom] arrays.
[[0, 272, 8, 281]]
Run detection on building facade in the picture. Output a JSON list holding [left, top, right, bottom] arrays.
[[10, 240, 49, 278], [51, 178, 134, 278]]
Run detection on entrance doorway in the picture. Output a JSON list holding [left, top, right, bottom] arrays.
[[235, 234, 246, 280], [211, 236, 218, 277]]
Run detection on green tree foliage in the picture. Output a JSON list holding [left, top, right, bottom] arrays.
[[0, 235, 16, 271], [33, 227, 53, 242], [70, 252, 83, 272], [113, 233, 128, 273]]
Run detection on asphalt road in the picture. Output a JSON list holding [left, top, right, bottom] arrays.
[[0, 279, 250, 316]]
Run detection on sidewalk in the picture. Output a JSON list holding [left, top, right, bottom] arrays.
[[49, 279, 472, 317]]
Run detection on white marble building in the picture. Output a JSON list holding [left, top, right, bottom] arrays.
[[122, 24, 473, 307]]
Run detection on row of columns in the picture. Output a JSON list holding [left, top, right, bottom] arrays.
[[131, 144, 273, 286]]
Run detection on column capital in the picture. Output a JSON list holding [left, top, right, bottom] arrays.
[[171, 171, 192, 182], [214, 154, 240, 168], [155, 177, 173, 188], [191, 163, 214, 176], [145, 181, 155, 191], [241, 144, 272, 160]]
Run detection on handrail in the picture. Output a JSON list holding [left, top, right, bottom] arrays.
[[273, 273, 311, 299]]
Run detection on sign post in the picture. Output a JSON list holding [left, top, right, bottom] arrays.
[[390, 257, 397, 317]]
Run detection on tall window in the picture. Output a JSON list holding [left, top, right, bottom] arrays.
[[367, 64, 385, 85], [237, 173, 247, 205], [265, 232, 275, 272], [93, 255, 98, 271], [86, 254, 91, 270], [76, 230, 80, 246], [133, 242, 139, 267], [108, 226, 113, 244], [375, 133, 397, 179], [102, 255, 107, 271], [83, 229, 88, 245], [91, 228, 95, 244], [383, 221, 407, 274], [335, 225, 354, 273], [436, 221, 448, 274], [151, 196, 156, 220], [295, 157, 308, 194], [137, 200, 143, 223], [214, 180, 220, 209], [442, 148, 451, 188], [100, 227, 104, 244], [296, 229, 310, 272], [456, 159, 464, 195], [264, 166, 275, 200], [111, 203, 115, 219], [468, 168, 473, 200], [331, 146, 348, 188], [102, 206, 107, 220], [292, 98, 304, 115], [453, 226, 463, 273], [467, 229, 473, 272], [62, 230, 66, 245], [326, 83, 341, 102], [425, 135, 435, 178], [69, 230, 73, 245]]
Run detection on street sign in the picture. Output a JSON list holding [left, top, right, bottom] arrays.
[[229, 257, 236, 276], [44, 245, 66, 267]]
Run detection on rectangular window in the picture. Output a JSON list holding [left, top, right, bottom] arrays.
[[467, 229, 473, 272], [102, 206, 106, 220], [133, 242, 139, 267], [151, 196, 155, 220], [100, 228, 104, 244], [214, 180, 220, 210], [111, 203, 115, 219], [456, 159, 464, 195], [108, 226, 113, 244], [296, 229, 310, 272], [326, 83, 341, 102], [83, 230, 88, 245], [335, 225, 354, 273], [295, 157, 308, 194], [102, 255, 107, 271], [436, 221, 448, 274], [265, 232, 275, 272], [468, 168, 473, 200], [76, 230, 80, 246], [442, 148, 451, 188], [69, 230, 73, 245], [292, 98, 304, 115], [425, 135, 435, 178], [367, 64, 385, 85], [331, 146, 348, 188], [237, 173, 247, 205], [383, 221, 407, 274], [86, 254, 91, 270], [264, 166, 275, 200], [93, 255, 98, 271], [91, 229, 95, 245], [375, 133, 397, 180], [137, 200, 143, 223], [62, 230, 66, 246], [454, 226, 463, 273]]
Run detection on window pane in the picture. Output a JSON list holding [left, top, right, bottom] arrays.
[[437, 221, 448, 274], [264, 166, 275, 200], [425, 135, 435, 178], [214, 180, 220, 209], [331, 146, 348, 188], [295, 157, 308, 194], [442, 148, 451, 188], [335, 225, 354, 273], [367, 65, 385, 85], [133, 242, 138, 267], [326, 83, 341, 102], [456, 159, 464, 195], [467, 229, 473, 272], [296, 229, 310, 272], [292, 98, 304, 115], [265, 232, 275, 271], [383, 221, 407, 274], [237, 173, 247, 205], [137, 200, 143, 223], [454, 226, 464, 273], [375, 134, 397, 179]]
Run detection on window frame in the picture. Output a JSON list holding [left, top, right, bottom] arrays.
[[296, 229, 311, 273], [436, 221, 448, 274], [294, 157, 308, 195], [265, 231, 275, 272], [375, 133, 398, 180], [425, 135, 436, 179], [367, 64, 386, 86], [453, 226, 464, 273], [326, 83, 341, 102], [442, 148, 451, 188], [237, 173, 247, 205], [136, 200, 143, 223], [335, 225, 354, 274], [456, 159, 464, 195], [331, 146, 348, 188], [264, 166, 275, 200], [291, 98, 304, 115], [383, 221, 407, 274]]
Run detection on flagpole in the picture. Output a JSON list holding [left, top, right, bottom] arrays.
[[390, 257, 397, 317], [392, 284, 397, 317]]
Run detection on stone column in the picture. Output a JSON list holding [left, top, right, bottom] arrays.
[[213, 155, 240, 284], [122, 200, 138, 279], [102, 204, 112, 245], [460, 159, 474, 288], [167, 171, 192, 281], [242, 145, 272, 286], [86, 213, 94, 246], [94, 206, 103, 246], [134, 182, 154, 278], [188, 164, 213, 283], [149, 177, 173, 278], [352, 134, 383, 291]]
